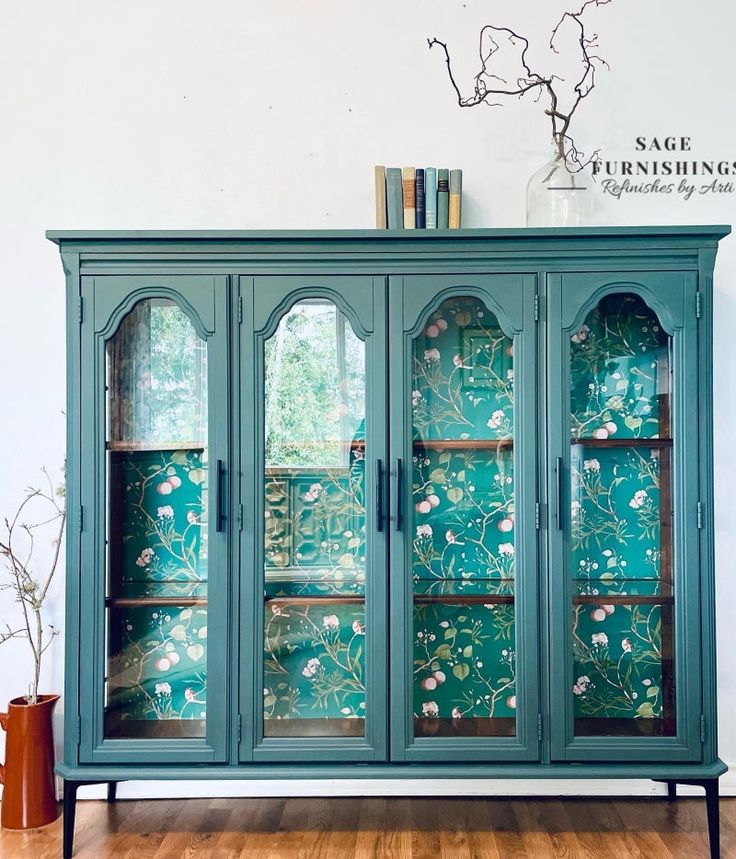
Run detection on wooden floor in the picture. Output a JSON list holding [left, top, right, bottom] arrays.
[[1, 796, 735, 858]]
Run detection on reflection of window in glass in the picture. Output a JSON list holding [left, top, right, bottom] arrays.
[[107, 299, 207, 447], [262, 300, 367, 738], [569, 293, 674, 738], [105, 298, 209, 740], [265, 300, 365, 468]]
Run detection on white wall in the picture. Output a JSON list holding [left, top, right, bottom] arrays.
[[1, 0, 735, 799]]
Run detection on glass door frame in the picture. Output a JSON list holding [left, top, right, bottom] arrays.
[[78, 274, 230, 765], [389, 273, 540, 763], [242, 275, 388, 763], [546, 270, 702, 763]]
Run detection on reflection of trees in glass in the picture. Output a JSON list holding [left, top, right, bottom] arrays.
[[265, 303, 365, 467], [108, 299, 207, 444]]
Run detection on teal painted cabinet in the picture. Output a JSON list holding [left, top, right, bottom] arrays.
[[50, 228, 729, 858]]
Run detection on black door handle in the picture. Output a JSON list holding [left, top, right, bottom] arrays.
[[394, 458, 403, 532], [555, 456, 563, 531], [216, 459, 225, 532], [376, 459, 384, 532]]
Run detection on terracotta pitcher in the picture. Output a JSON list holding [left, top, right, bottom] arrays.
[[0, 694, 60, 829]]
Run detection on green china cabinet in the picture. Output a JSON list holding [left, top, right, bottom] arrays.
[[49, 227, 729, 858]]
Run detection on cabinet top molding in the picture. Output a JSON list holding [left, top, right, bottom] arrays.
[[46, 225, 731, 247]]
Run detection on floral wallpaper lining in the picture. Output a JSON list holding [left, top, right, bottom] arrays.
[[569, 294, 673, 731], [107, 448, 208, 731], [264, 602, 366, 730], [411, 297, 517, 730]]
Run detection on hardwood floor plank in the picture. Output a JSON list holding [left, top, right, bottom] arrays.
[[408, 797, 442, 859], [434, 798, 473, 859], [321, 797, 360, 859], [479, 798, 529, 858], [353, 797, 390, 859], [610, 799, 678, 859], [560, 797, 635, 858], [513, 798, 583, 859]]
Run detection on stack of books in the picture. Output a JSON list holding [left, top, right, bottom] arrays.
[[374, 166, 463, 229]]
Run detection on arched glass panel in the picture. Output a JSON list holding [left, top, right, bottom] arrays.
[[262, 300, 367, 737], [105, 299, 209, 738], [569, 293, 675, 737], [411, 296, 517, 738]]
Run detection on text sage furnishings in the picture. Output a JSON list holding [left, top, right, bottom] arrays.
[[49, 227, 729, 858]]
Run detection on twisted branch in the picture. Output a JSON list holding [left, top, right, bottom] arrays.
[[429, 0, 611, 172]]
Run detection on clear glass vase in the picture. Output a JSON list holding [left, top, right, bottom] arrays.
[[526, 136, 594, 227]]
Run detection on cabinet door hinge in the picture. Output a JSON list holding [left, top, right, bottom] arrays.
[[537, 714, 543, 742], [74, 715, 81, 745], [77, 296, 84, 323], [696, 291, 702, 319], [238, 295, 243, 324], [534, 294, 540, 321], [237, 713, 242, 743], [237, 503, 244, 531], [535, 502, 541, 530], [697, 501, 703, 529], [700, 714, 706, 744], [78, 505, 84, 532]]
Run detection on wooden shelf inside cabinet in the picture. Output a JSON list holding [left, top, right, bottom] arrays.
[[572, 594, 674, 605], [107, 440, 206, 452], [570, 438, 672, 449], [106, 597, 208, 607], [264, 595, 365, 605], [413, 594, 514, 605], [413, 439, 513, 451]]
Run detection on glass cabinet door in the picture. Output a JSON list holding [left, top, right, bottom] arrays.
[[390, 275, 539, 762], [548, 272, 702, 762], [246, 276, 387, 762], [79, 275, 229, 763]]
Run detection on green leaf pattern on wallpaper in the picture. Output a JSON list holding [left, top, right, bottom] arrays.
[[411, 297, 518, 723], [109, 449, 208, 722], [570, 294, 669, 440], [411, 296, 513, 441], [414, 603, 516, 720], [412, 449, 514, 595], [569, 294, 670, 723], [111, 606, 207, 722]]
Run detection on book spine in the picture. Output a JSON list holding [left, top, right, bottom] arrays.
[[437, 169, 449, 229], [374, 165, 387, 229], [402, 167, 416, 229], [425, 168, 437, 229], [415, 169, 425, 229], [449, 169, 462, 229], [386, 168, 403, 229]]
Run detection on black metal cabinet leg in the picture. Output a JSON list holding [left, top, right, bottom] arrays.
[[667, 780, 677, 801], [63, 780, 79, 859], [107, 781, 117, 803], [705, 778, 720, 859]]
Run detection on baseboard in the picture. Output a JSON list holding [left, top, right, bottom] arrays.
[[67, 767, 736, 800]]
